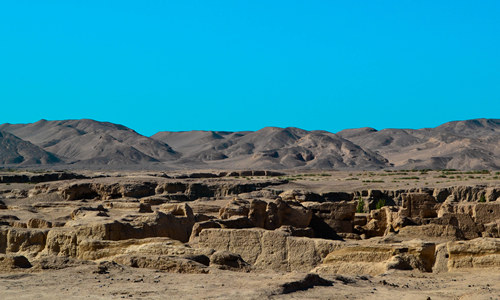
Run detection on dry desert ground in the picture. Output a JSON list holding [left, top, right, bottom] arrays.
[[1, 169, 499, 299]]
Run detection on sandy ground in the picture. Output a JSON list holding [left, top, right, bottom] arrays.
[[271, 170, 500, 193], [0, 264, 499, 300], [1, 169, 499, 193]]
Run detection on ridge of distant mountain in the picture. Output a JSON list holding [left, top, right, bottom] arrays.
[[337, 118, 500, 170], [0, 131, 60, 165], [0, 118, 498, 170], [152, 127, 390, 169], [0, 119, 178, 166]]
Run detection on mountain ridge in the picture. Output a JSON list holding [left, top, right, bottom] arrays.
[[0, 118, 499, 170]]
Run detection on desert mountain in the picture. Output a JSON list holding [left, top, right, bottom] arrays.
[[152, 127, 390, 169], [0, 118, 498, 170], [0, 119, 178, 166], [337, 119, 500, 170], [0, 131, 60, 165]]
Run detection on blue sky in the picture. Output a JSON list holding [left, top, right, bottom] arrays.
[[1, 1, 499, 136]]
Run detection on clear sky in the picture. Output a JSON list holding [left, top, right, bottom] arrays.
[[1, 1, 499, 136]]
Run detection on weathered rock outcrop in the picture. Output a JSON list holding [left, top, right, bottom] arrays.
[[446, 238, 500, 271], [397, 223, 465, 241], [113, 255, 208, 273], [219, 199, 250, 219], [0, 204, 197, 262], [27, 218, 53, 229], [174, 170, 285, 179], [439, 202, 500, 225], [483, 220, 500, 238], [355, 194, 500, 241], [0, 172, 87, 184], [313, 240, 436, 276], [70, 210, 194, 243], [4, 228, 48, 258], [0, 254, 32, 270], [158, 180, 287, 201], [2, 172, 500, 279], [279, 189, 323, 202], [210, 250, 250, 270], [277, 273, 334, 294], [401, 193, 438, 219], [188, 198, 315, 241], [59, 182, 157, 200], [197, 228, 343, 272], [219, 198, 312, 230], [28, 178, 288, 203], [304, 201, 356, 238], [76, 237, 209, 261]]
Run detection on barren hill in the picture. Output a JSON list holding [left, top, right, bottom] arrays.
[[0, 119, 178, 166], [152, 127, 390, 169], [0, 131, 60, 165], [337, 118, 500, 170], [0, 118, 499, 169]]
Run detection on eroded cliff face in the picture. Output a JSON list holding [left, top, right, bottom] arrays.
[[0, 170, 499, 277]]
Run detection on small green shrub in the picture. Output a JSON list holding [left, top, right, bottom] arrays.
[[356, 197, 365, 213], [479, 195, 486, 203], [376, 199, 386, 209]]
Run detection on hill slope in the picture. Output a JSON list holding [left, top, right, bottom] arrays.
[[152, 127, 390, 169], [0, 131, 60, 165], [0, 119, 178, 166], [0, 118, 498, 170], [337, 119, 500, 169]]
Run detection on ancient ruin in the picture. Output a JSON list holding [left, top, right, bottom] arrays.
[[1, 169, 499, 298]]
